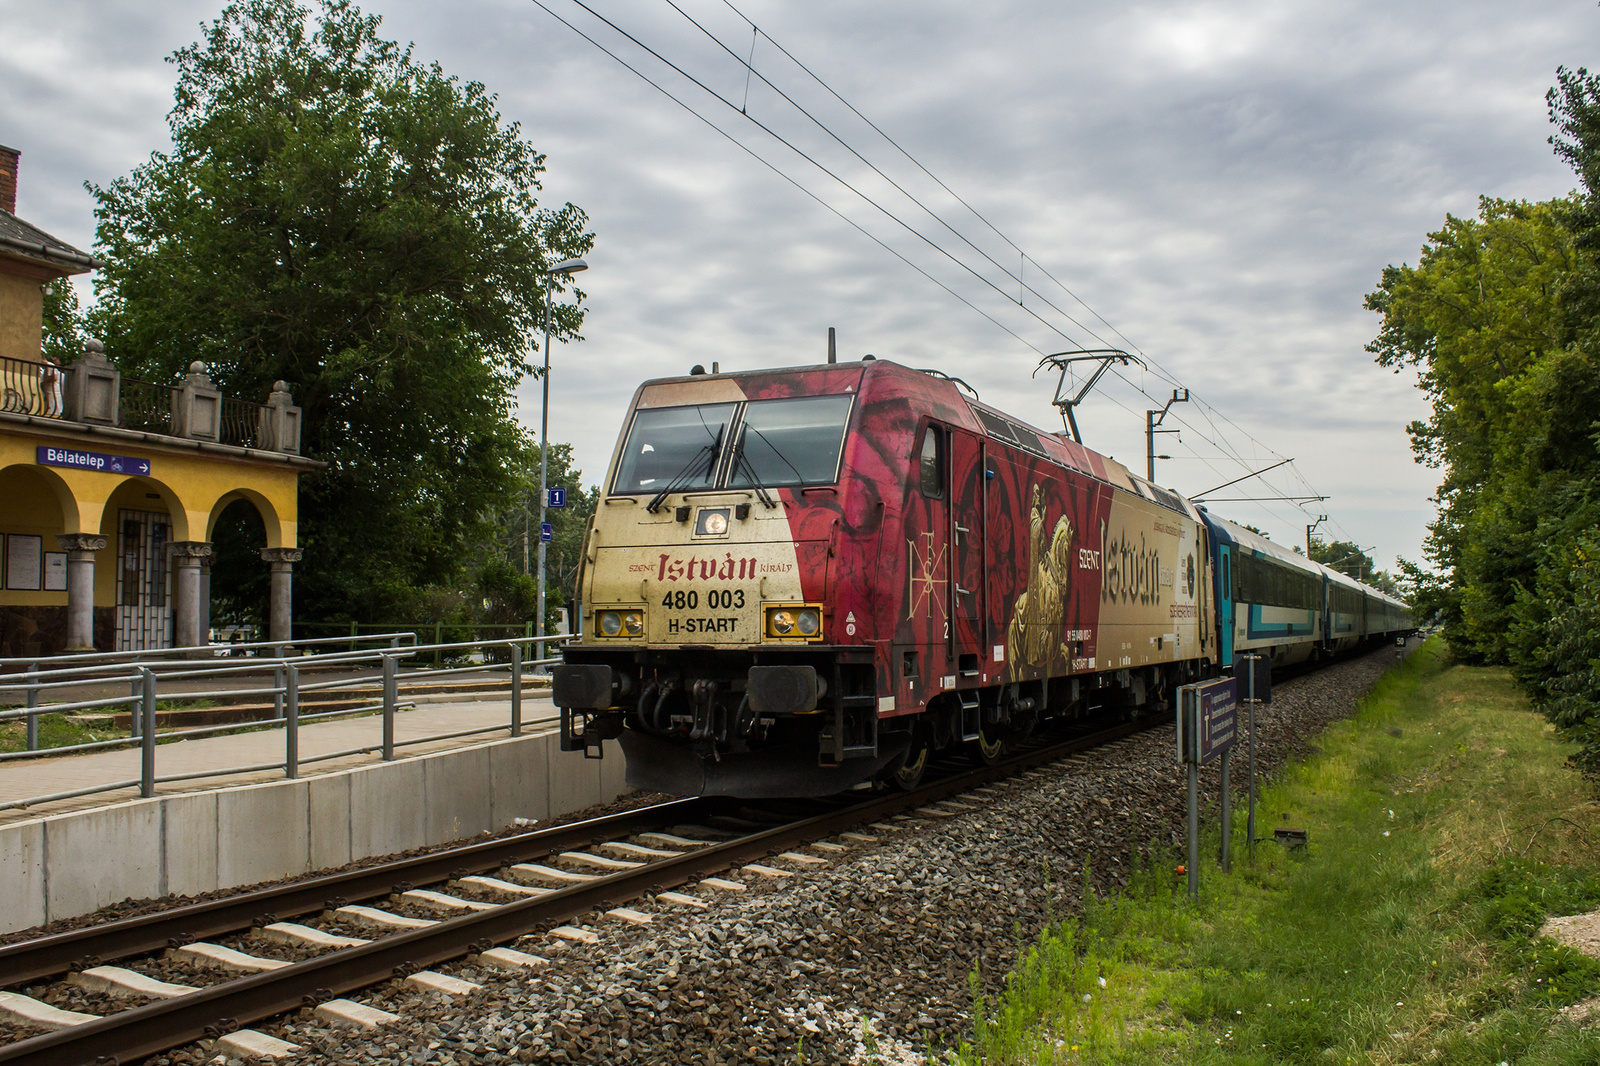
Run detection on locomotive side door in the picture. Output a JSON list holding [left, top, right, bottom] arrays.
[[948, 429, 987, 674], [896, 421, 952, 713]]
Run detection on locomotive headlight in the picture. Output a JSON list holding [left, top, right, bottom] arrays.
[[622, 611, 644, 636], [598, 611, 623, 637], [765, 604, 823, 640]]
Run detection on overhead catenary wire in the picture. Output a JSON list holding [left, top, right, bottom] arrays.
[[711, 0, 1312, 488], [532, 0, 1338, 541], [521, 0, 1048, 357]]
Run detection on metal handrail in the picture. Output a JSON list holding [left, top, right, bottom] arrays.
[[0, 631, 420, 673], [0, 635, 573, 812]]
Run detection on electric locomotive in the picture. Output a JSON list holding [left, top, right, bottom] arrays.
[[554, 356, 1253, 797]]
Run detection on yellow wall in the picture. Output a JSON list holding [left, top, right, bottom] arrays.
[[0, 273, 43, 365], [0, 464, 67, 607], [0, 421, 305, 608]]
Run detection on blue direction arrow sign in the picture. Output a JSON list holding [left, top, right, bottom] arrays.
[[547, 487, 567, 508], [539, 522, 554, 542]]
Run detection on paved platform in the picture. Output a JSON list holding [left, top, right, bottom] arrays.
[[0, 698, 559, 825]]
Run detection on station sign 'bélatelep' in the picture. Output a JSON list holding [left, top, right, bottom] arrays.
[[36, 445, 151, 476]]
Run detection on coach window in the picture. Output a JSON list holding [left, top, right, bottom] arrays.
[[918, 424, 944, 498]]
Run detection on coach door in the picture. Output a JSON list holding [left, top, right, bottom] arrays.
[[116, 509, 173, 651], [1217, 543, 1234, 665], [949, 429, 987, 673]]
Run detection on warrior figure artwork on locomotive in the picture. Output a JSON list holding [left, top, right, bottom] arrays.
[[1006, 483, 1076, 680]]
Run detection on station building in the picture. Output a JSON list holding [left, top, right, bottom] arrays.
[[0, 145, 318, 655]]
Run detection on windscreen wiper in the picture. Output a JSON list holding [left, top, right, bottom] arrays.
[[645, 425, 726, 513], [732, 423, 777, 509], [741, 422, 807, 488]]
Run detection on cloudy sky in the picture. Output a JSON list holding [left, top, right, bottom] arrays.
[[4, 0, 1594, 570]]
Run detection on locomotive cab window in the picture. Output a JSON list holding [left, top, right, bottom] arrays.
[[917, 424, 945, 498], [612, 403, 738, 495], [727, 394, 854, 489]]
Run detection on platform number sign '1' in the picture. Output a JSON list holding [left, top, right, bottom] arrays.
[[546, 488, 566, 508]]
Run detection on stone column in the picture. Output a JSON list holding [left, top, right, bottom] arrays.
[[170, 541, 213, 649], [55, 533, 107, 652], [261, 548, 303, 645]]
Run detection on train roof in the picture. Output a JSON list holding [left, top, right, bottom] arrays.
[[624, 359, 1403, 608]]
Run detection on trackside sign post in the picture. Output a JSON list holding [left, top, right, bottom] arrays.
[[1233, 652, 1272, 855], [1178, 676, 1238, 899]]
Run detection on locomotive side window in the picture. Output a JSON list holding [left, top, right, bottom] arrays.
[[728, 395, 854, 489], [918, 425, 944, 498], [611, 402, 738, 494]]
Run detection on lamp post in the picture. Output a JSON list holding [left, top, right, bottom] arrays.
[[538, 256, 588, 667]]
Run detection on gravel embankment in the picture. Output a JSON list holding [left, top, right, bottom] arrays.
[[134, 641, 1413, 1066]]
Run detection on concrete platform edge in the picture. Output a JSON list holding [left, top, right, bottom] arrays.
[[0, 732, 627, 934]]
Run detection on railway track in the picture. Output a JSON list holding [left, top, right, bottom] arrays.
[[0, 716, 1152, 1066]]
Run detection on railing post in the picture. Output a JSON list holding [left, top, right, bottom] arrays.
[[273, 663, 286, 725], [140, 667, 157, 799], [433, 621, 442, 666], [349, 620, 357, 653], [25, 664, 38, 751], [285, 662, 300, 780], [129, 675, 142, 740], [510, 641, 523, 738], [382, 652, 397, 761]]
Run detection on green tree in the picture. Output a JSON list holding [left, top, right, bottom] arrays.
[[1369, 65, 1600, 765], [1365, 196, 1590, 662], [41, 280, 88, 365], [472, 441, 599, 633], [87, 0, 594, 623], [1308, 538, 1378, 582]]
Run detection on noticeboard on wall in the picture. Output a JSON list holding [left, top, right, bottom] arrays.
[[5, 534, 43, 591], [43, 551, 67, 592]]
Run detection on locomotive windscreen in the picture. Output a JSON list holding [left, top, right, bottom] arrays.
[[727, 395, 853, 488], [612, 403, 737, 494]]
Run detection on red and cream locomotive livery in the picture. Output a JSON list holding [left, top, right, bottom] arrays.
[[553, 356, 1223, 797]]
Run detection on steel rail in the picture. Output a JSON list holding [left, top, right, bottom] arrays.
[[0, 796, 717, 987], [0, 718, 1149, 1066]]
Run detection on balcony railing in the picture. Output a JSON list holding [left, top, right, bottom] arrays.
[[0, 344, 301, 455], [118, 377, 175, 435], [221, 395, 266, 449], [0, 355, 66, 418]]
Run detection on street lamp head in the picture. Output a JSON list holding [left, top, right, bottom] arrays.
[[548, 257, 588, 276]]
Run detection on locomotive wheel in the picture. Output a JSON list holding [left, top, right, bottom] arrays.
[[967, 721, 1006, 766], [890, 734, 930, 791]]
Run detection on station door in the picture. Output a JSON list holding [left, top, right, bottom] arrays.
[[116, 509, 173, 651]]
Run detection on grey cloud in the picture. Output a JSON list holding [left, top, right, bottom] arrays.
[[2, 0, 1592, 570]]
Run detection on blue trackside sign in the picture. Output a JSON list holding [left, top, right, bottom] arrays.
[[37, 445, 151, 476], [547, 487, 567, 508], [540, 522, 554, 542], [1179, 677, 1238, 765]]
